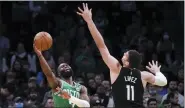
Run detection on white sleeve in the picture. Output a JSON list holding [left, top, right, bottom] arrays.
[[69, 96, 90, 108], [153, 72, 167, 86]]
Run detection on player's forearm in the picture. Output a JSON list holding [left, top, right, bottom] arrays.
[[154, 72, 167, 86], [38, 55, 58, 88], [86, 20, 106, 49], [38, 55, 54, 76], [69, 96, 90, 107]]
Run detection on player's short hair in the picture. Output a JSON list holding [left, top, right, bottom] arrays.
[[147, 98, 157, 105], [128, 50, 142, 69]]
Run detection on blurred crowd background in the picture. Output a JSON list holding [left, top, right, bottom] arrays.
[[0, 1, 184, 108]]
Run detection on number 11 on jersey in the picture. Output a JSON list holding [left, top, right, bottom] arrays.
[[126, 85, 134, 101]]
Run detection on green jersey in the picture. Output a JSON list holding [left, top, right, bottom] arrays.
[[52, 79, 82, 108]]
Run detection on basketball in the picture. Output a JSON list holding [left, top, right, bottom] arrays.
[[34, 31, 53, 51]]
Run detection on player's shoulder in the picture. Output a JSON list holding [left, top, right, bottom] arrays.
[[73, 81, 86, 90], [80, 85, 88, 93]]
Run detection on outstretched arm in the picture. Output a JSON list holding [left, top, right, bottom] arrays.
[[77, 3, 121, 72], [33, 44, 59, 89], [142, 61, 167, 86]]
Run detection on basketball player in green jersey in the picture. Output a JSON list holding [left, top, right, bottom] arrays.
[[33, 45, 90, 108]]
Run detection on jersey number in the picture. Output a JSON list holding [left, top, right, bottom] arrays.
[[126, 85, 134, 101]]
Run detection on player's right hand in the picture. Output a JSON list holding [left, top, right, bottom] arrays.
[[56, 87, 71, 99], [33, 44, 42, 56], [146, 60, 161, 75], [77, 3, 92, 23]]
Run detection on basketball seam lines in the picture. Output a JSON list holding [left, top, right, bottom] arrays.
[[41, 33, 44, 51], [42, 32, 49, 50]]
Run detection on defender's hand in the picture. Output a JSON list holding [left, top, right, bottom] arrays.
[[77, 3, 92, 23], [146, 60, 161, 74], [33, 44, 42, 56], [56, 87, 71, 99]]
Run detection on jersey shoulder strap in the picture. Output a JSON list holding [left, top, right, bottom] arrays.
[[73, 82, 82, 92]]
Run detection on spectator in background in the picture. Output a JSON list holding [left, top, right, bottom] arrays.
[[24, 77, 38, 95], [74, 38, 96, 76], [101, 80, 114, 107], [90, 94, 104, 108], [94, 74, 103, 87], [94, 8, 109, 29], [172, 53, 184, 68], [0, 24, 10, 73], [11, 42, 33, 79], [13, 97, 24, 108], [87, 79, 97, 96], [160, 100, 171, 108], [85, 72, 95, 80], [157, 86, 168, 99], [75, 76, 85, 85], [43, 51, 55, 70], [62, 50, 71, 65], [177, 69, 184, 82], [157, 32, 175, 66], [178, 82, 184, 96], [5, 72, 16, 84], [55, 30, 67, 57], [166, 92, 179, 107], [42, 91, 52, 107], [0, 82, 15, 108], [148, 84, 163, 103], [161, 80, 184, 107], [57, 55, 65, 65], [147, 98, 158, 108], [44, 97, 54, 108], [26, 91, 39, 107]]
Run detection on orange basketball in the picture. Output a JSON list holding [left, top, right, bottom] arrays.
[[34, 31, 53, 51]]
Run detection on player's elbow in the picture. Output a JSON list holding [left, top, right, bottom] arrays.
[[82, 101, 90, 107], [154, 76, 167, 86], [161, 77, 167, 86]]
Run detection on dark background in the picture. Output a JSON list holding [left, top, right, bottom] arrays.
[[0, 1, 184, 108]]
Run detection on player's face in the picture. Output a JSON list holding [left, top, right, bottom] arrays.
[[121, 52, 129, 67], [58, 63, 73, 78], [59, 63, 72, 73]]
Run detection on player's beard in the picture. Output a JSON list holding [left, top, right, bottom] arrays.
[[61, 70, 73, 79]]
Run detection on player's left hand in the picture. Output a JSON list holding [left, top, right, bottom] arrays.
[[56, 87, 71, 99], [76, 3, 92, 23], [146, 60, 161, 74]]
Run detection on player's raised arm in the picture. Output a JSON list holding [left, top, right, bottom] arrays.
[[33, 44, 59, 89], [77, 3, 121, 72], [141, 61, 167, 86]]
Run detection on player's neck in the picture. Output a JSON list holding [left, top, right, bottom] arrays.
[[64, 77, 73, 85]]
